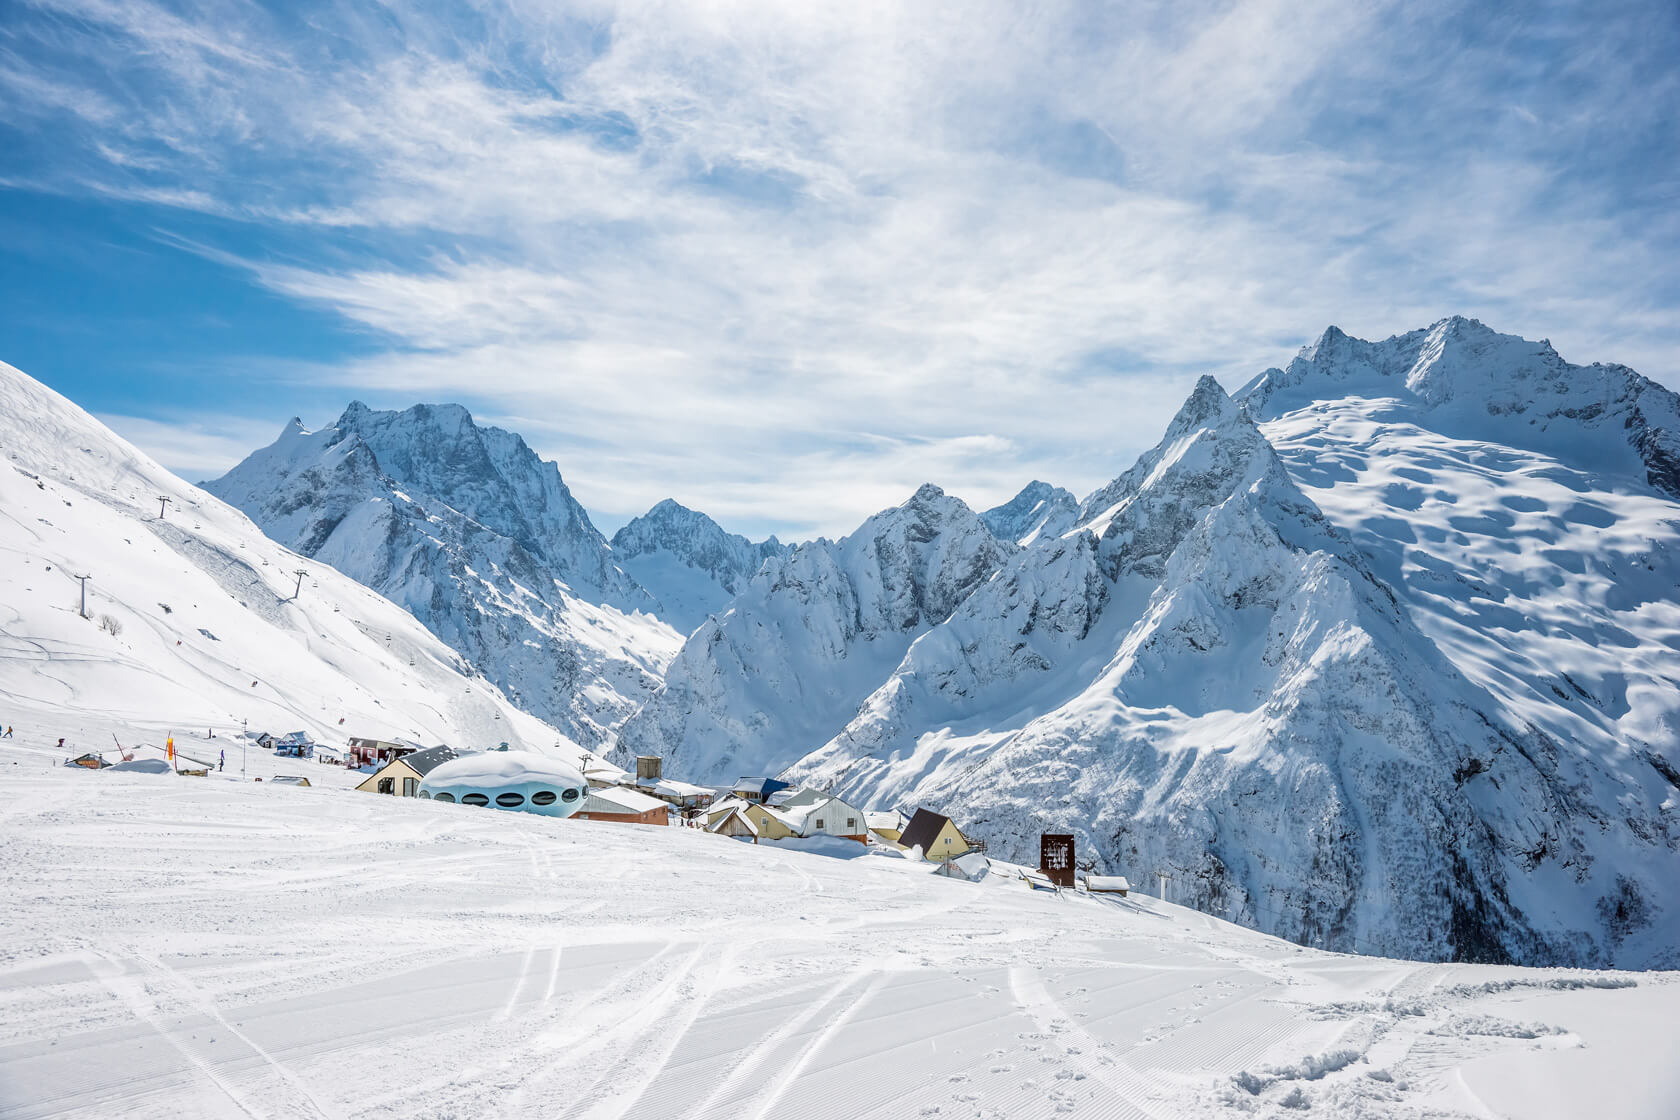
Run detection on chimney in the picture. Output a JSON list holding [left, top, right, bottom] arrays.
[[636, 755, 663, 781]]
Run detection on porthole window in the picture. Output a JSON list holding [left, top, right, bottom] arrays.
[[560, 788, 581, 803], [531, 790, 557, 806], [462, 793, 490, 806], [419, 790, 431, 799], [434, 792, 455, 803], [496, 792, 525, 808]]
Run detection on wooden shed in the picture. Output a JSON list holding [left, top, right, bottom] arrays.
[[1086, 875, 1131, 897], [573, 786, 670, 826], [777, 793, 869, 843]]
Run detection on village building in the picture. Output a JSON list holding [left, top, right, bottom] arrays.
[[273, 731, 316, 758], [347, 736, 421, 769], [705, 800, 796, 843], [897, 808, 975, 861], [730, 776, 791, 804], [418, 752, 589, 818], [573, 786, 671, 826], [356, 745, 467, 797], [776, 792, 869, 843], [865, 809, 908, 846]]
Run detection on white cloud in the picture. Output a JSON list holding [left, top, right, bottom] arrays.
[[98, 412, 289, 483], [12, 0, 1680, 535]]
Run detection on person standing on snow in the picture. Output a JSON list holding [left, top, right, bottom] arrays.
[[219, 750, 225, 772]]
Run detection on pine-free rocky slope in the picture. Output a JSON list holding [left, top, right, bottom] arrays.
[[207, 404, 683, 748]]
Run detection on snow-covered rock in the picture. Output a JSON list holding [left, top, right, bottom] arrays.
[[980, 481, 1079, 546], [608, 499, 786, 635], [206, 404, 681, 748], [788, 359, 1679, 968], [0, 360, 576, 757], [614, 484, 1013, 785]]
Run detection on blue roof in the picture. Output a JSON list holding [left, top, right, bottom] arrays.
[[731, 776, 791, 796]]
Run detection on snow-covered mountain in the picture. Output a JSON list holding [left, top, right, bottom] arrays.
[[608, 499, 787, 635], [0, 360, 574, 757], [206, 404, 682, 748], [629, 318, 1678, 967], [980, 480, 1079, 545], [613, 484, 1012, 784]]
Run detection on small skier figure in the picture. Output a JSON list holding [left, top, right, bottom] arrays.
[[218, 750, 225, 772], [2, 725, 12, 737]]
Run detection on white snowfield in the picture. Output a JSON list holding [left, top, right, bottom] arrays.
[[0, 359, 574, 758], [0, 736, 1676, 1120]]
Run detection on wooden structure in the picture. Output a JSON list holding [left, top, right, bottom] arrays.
[[573, 786, 670, 826], [64, 752, 108, 770], [706, 800, 796, 842], [898, 808, 974, 861], [347, 736, 420, 769], [1085, 875, 1130, 896], [635, 755, 663, 781], [1040, 833, 1076, 888], [356, 745, 465, 797]]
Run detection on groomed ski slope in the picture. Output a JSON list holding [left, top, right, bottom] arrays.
[[1, 727, 1675, 1120]]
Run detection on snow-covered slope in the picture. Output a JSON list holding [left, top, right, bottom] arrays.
[[788, 352, 1679, 968], [7, 756, 1676, 1120], [614, 484, 1012, 784], [609, 499, 786, 635], [980, 480, 1079, 545], [206, 405, 681, 747], [0, 361, 575, 757]]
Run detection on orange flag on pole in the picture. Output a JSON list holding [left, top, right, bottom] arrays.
[[166, 735, 174, 762]]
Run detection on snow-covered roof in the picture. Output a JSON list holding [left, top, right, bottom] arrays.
[[865, 810, 906, 831], [422, 751, 585, 790], [1086, 875, 1131, 892], [580, 786, 668, 816]]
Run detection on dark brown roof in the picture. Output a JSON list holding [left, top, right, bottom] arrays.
[[898, 808, 953, 853]]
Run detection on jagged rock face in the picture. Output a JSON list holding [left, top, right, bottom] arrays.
[[613, 484, 1013, 785], [609, 499, 786, 635], [1242, 316, 1680, 500], [206, 405, 680, 748], [789, 363, 1679, 969], [980, 481, 1079, 546]]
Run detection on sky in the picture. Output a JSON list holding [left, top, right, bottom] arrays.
[[2, 1, 1677, 540]]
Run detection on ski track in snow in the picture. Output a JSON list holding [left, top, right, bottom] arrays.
[[2, 730, 1677, 1119]]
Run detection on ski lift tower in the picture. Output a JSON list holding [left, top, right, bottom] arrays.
[[292, 568, 307, 599], [156, 495, 171, 519], [71, 573, 91, 618]]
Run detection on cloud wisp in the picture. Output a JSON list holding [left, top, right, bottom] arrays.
[[5, 0, 1679, 536]]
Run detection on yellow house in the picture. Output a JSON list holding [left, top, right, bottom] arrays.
[[706, 800, 796, 843], [898, 808, 973, 861], [865, 809, 907, 846], [356, 746, 462, 798]]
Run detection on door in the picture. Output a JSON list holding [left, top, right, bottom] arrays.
[[403, 776, 418, 797]]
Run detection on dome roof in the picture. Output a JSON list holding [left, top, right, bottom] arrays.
[[422, 751, 585, 789]]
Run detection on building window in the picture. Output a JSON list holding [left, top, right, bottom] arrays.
[[848, 817, 856, 828], [560, 788, 581, 803], [419, 791, 431, 799], [434, 792, 455, 803], [403, 777, 418, 797], [496, 792, 525, 808], [531, 789, 557, 806], [377, 777, 394, 795], [462, 793, 490, 806], [816, 819, 825, 829]]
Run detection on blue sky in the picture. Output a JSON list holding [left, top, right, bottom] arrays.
[[2, 0, 1677, 539]]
